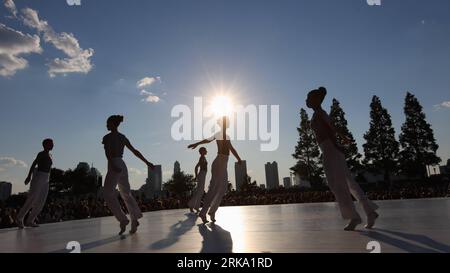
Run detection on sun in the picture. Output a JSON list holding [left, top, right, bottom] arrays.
[[210, 95, 234, 118]]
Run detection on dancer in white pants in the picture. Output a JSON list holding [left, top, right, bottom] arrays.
[[188, 147, 208, 213], [16, 138, 54, 228], [102, 115, 155, 235], [306, 87, 379, 231], [188, 116, 242, 224]]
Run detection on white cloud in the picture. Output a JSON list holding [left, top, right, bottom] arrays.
[[0, 157, 27, 171], [3, 0, 17, 17], [2, 1, 94, 77], [0, 23, 42, 76], [441, 101, 450, 108], [140, 90, 161, 103], [434, 101, 450, 110], [136, 76, 160, 89], [20, 7, 94, 77]]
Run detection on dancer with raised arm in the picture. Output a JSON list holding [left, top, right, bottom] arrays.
[[188, 116, 242, 224], [102, 115, 154, 235], [188, 147, 208, 214], [306, 87, 379, 231], [16, 138, 54, 228]]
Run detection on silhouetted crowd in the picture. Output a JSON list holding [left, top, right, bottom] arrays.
[[1, 184, 449, 229]]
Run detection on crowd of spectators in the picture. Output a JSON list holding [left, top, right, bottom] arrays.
[[1, 182, 449, 229]]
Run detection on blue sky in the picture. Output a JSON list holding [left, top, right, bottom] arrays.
[[1, 0, 449, 194]]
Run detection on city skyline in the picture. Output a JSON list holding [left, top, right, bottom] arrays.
[[1, 0, 450, 194]]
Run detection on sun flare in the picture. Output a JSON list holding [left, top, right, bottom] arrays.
[[210, 95, 234, 118]]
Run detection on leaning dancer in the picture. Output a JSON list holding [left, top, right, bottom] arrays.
[[102, 115, 154, 235], [188, 147, 208, 213], [306, 87, 379, 231], [16, 138, 54, 228], [188, 116, 242, 224]]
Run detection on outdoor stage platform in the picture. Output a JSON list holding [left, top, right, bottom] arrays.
[[1, 198, 449, 253]]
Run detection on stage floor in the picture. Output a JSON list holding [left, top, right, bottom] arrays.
[[1, 198, 450, 253]]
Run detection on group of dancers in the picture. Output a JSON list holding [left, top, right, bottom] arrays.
[[15, 87, 379, 235]]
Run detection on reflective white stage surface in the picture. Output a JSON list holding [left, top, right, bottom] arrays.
[[1, 198, 450, 253]]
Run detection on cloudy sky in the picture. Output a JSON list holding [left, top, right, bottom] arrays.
[[1, 0, 449, 193]]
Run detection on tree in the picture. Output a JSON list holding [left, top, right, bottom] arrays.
[[65, 168, 98, 196], [48, 168, 68, 196], [329, 98, 362, 172], [163, 171, 196, 198], [291, 108, 323, 187], [363, 96, 400, 185], [240, 175, 259, 193], [399, 92, 441, 177]]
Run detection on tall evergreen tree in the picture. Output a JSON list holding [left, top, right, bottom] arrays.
[[363, 96, 400, 184], [399, 92, 441, 177], [329, 98, 362, 172], [291, 108, 323, 186]]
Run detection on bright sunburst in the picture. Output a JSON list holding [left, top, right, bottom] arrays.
[[210, 95, 234, 118]]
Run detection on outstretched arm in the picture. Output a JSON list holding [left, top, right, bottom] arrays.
[[125, 139, 154, 169], [229, 142, 242, 163], [187, 138, 214, 150], [25, 157, 38, 185]]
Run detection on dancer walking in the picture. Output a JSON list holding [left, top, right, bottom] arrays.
[[16, 138, 54, 228], [306, 87, 379, 231], [188, 116, 242, 224], [102, 115, 154, 235], [188, 147, 208, 213]]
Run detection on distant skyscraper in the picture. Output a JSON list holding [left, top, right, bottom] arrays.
[[234, 160, 247, 191], [174, 161, 181, 175], [0, 181, 12, 201], [146, 165, 162, 198], [265, 161, 280, 190], [283, 177, 292, 188]]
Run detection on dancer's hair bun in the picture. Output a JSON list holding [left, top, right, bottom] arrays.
[[318, 87, 327, 96]]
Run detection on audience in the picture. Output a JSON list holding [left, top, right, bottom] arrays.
[[1, 182, 448, 229]]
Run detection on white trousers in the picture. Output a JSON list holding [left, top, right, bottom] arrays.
[[17, 171, 49, 224], [188, 170, 207, 210], [320, 139, 378, 220], [104, 158, 143, 222], [199, 155, 229, 217]]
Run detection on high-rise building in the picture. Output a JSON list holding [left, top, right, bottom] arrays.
[[265, 161, 280, 190], [145, 165, 162, 198], [174, 161, 181, 175], [234, 160, 247, 191], [0, 181, 12, 201], [283, 177, 292, 188]]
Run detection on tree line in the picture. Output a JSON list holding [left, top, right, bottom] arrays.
[[291, 92, 441, 188]]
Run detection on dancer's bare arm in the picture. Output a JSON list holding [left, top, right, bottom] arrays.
[[25, 156, 38, 185], [229, 142, 242, 164], [187, 138, 214, 150], [125, 140, 154, 169]]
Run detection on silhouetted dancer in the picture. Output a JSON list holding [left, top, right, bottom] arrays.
[[188, 147, 208, 214], [188, 116, 242, 224], [102, 115, 154, 235], [306, 87, 379, 231], [16, 138, 54, 228]]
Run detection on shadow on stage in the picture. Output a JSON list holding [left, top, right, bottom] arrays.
[[199, 223, 233, 253], [360, 228, 450, 253], [150, 213, 198, 250]]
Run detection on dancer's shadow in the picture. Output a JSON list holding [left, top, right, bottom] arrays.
[[360, 228, 450, 253], [150, 213, 197, 250], [50, 235, 127, 253], [199, 223, 233, 253]]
